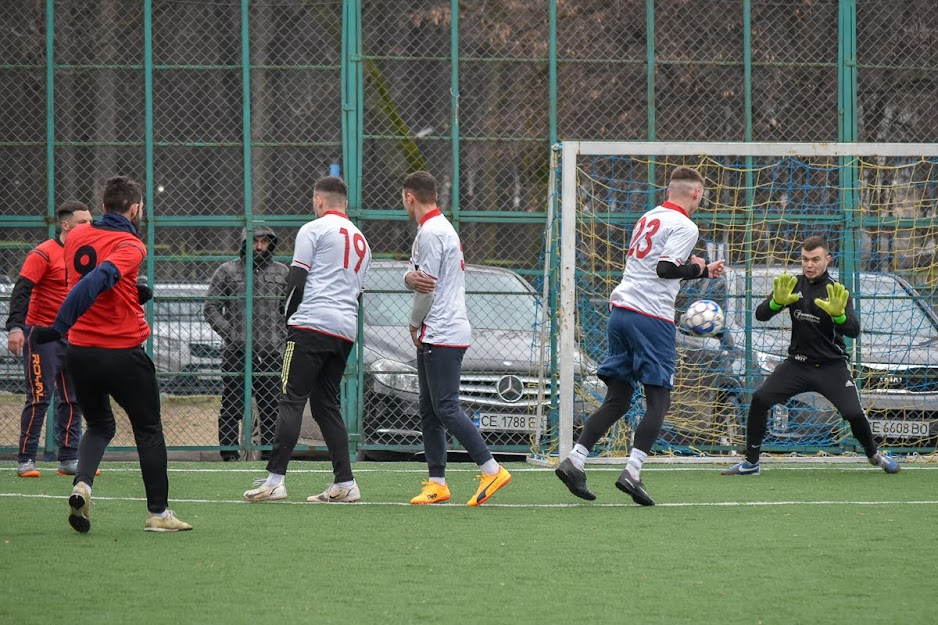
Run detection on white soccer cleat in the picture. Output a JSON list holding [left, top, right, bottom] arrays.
[[307, 482, 361, 503], [144, 509, 193, 532], [68, 481, 92, 533], [243, 482, 288, 502]]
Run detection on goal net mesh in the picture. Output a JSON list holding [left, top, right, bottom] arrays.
[[532, 143, 938, 462]]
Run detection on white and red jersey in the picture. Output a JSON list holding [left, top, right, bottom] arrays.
[[406, 208, 471, 347], [288, 210, 372, 342], [609, 201, 699, 323]]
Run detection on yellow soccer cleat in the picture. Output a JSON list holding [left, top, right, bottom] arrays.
[[410, 480, 451, 505], [467, 466, 512, 506]]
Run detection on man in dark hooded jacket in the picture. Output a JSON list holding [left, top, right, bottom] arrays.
[[204, 226, 288, 461]]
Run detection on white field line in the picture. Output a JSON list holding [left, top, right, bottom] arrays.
[[2, 464, 937, 474], [1, 492, 937, 508]]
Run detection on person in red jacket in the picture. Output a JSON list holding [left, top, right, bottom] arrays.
[[35, 176, 192, 534], [5, 201, 92, 478]]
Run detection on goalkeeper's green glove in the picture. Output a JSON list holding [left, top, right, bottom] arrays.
[[769, 273, 800, 310], [814, 282, 849, 323]]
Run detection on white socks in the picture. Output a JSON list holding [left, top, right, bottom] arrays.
[[266, 472, 285, 487], [627, 448, 647, 480], [336, 480, 355, 489], [429, 476, 446, 486], [480, 459, 500, 476], [568, 444, 590, 471]]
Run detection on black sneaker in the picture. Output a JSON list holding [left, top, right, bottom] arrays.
[[615, 470, 655, 506], [554, 458, 596, 501], [220, 453, 240, 462]]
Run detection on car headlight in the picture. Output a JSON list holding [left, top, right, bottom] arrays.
[[755, 351, 785, 373], [370, 359, 419, 394]]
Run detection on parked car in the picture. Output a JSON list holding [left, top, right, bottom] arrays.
[[0, 281, 224, 395], [0, 278, 21, 392], [143, 264, 599, 452], [670, 266, 938, 449], [149, 283, 224, 394], [361, 260, 600, 452]]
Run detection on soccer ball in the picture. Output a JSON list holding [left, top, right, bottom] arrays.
[[683, 299, 725, 337]]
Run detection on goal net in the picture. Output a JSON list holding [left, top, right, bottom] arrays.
[[532, 141, 938, 464]]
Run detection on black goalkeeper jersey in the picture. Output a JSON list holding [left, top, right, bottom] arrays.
[[755, 270, 860, 365]]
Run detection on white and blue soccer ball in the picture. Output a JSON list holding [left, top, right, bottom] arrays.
[[683, 299, 725, 337]]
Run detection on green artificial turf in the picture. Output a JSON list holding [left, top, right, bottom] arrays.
[[1, 461, 935, 625]]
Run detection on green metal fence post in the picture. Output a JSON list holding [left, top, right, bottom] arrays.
[[42, 0, 55, 459], [547, 0, 559, 440], [838, 0, 859, 285], [144, 0, 156, 356], [548, 0, 557, 146], [240, 0, 256, 459], [341, 0, 362, 213], [838, 0, 859, 453], [341, 0, 364, 456], [743, 0, 756, 415], [450, 0, 460, 232], [646, 0, 656, 209]]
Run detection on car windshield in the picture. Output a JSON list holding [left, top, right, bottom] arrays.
[[733, 273, 938, 339], [363, 266, 539, 331], [153, 289, 207, 321]]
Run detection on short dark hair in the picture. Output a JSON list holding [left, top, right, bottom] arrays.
[[669, 166, 705, 186], [402, 171, 438, 204], [313, 176, 348, 198], [802, 235, 830, 254], [56, 200, 89, 221], [102, 176, 143, 214]]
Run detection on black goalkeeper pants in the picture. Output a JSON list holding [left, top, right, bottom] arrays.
[[745, 358, 878, 464]]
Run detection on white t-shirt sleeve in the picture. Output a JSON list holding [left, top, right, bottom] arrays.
[[414, 231, 444, 280], [658, 220, 699, 266], [292, 223, 317, 270]]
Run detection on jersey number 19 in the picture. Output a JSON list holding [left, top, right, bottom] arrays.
[[339, 227, 367, 272]]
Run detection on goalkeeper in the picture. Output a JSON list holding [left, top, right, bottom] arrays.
[[723, 236, 900, 475]]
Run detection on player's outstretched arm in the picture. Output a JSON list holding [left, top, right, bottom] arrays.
[[656, 258, 705, 280], [36, 262, 120, 343], [705, 259, 725, 278]]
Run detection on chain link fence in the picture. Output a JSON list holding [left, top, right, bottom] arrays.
[[1, 0, 936, 458]]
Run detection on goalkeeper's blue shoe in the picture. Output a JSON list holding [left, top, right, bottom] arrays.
[[870, 452, 900, 474], [721, 460, 760, 476]]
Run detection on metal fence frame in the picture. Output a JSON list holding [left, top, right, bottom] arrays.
[[2, 0, 933, 456]]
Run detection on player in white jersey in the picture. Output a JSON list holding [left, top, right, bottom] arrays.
[[243, 176, 372, 504], [555, 167, 725, 506], [401, 171, 512, 506]]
